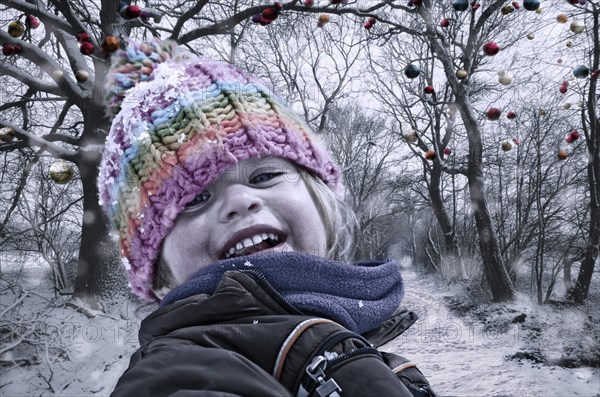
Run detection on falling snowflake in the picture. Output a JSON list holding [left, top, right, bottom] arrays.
[[358, 300, 364, 308]]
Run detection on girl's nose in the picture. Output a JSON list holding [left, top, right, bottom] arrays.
[[218, 184, 263, 222]]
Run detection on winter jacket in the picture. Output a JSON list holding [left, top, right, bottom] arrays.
[[111, 256, 434, 397]]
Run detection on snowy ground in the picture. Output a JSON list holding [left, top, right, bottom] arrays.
[[1, 256, 599, 396]]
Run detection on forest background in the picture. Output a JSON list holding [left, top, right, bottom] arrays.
[[0, 0, 598, 395]]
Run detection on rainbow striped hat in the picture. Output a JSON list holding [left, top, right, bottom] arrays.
[[98, 39, 342, 301]]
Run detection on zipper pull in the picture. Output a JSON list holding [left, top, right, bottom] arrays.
[[305, 355, 342, 397]]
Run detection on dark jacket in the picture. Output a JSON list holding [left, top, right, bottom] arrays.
[[111, 270, 428, 397]]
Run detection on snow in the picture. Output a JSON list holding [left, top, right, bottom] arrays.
[[1, 257, 598, 396]]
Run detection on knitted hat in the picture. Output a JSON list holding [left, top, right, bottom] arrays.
[[98, 39, 342, 301]]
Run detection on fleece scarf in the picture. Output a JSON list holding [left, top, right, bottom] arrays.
[[160, 252, 403, 334]]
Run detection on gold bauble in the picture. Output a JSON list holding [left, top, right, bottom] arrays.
[[51, 70, 64, 81], [527, 33, 535, 40], [317, 14, 330, 28], [75, 70, 89, 82], [570, 20, 585, 34], [535, 8, 542, 15], [456, 69, 468, 79], [563, 102, 571, 109], [0, 127, 15, 143], [8, 21, 25, 38], [556, 14, 568, 24], [403, 129, 418, 143], [49, 161, 74, 184], [566, 41, 574, 48], [501, 141, 512, 152]]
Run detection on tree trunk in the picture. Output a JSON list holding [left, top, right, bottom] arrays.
[[457, 97, 515, 302], [568, 8, 600, 304], [428, 163, 467, 281]]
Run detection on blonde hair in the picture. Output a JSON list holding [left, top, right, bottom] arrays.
[[152, 168, 357, 298]]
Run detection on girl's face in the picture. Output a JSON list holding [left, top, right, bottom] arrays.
[[160, 157, 328, 284]]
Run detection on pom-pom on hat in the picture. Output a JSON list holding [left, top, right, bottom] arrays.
[[99, 39, 343, 301]]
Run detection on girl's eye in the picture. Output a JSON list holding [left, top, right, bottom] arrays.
[[250, 172, 284, 185], [186, 192, 211, 208]]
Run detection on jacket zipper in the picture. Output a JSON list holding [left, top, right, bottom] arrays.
[[238, 269, 303, 315]]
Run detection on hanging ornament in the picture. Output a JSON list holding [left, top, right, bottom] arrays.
[[501, 141, 513, 152], [456, 69, 468, 79], [7, 21, 26, 38], [120, 4, 142, 19], [304, 0, 314, 6], [424, 150, 436, 160], [411, 0, 423, 5], [452, 0, 469, 11], [566, 40, 574, 48], [483, 42, 500, 56], [527, 33, 535, 40], [317, 14, 330, 28], [404, 64, 421, 79], [570, 20, 585, 34], [76, 32, 90, 43], [564, 130, 580, 143], [101, 36, 120, 54], [443, 147, 452, 156], [501, 5, 515, 15], [25, 15, 41, 29], [2, 43, 16, 56], [578, 101, 585, 108], [512, 137, 521, 145], [49, 161, 74, 184], [512, 2, 521, 9], [557, 149, 568, 160], [364, 17, 376, 30], [507, 111, 517, 119], [573, 65, 590, 78], [557, 58, 563, 64], [559, 81, 568, 94], [75, 70, 89, 82], [79, 41, 95, 55], [472, 3, 481, 10], [498, 70, 513, 85], [0, 127, 15, 143], [563, 102, 571, 109], [403, 129, 418, 143], [523, 0, 540, 10], [51, 70, 64, 81], [485, 107, 502, 120], [536, 7, 543, 14], [440, 18, 450, 27], [539, 108, 546, 116], [556, 13, 568, 23], [424, 85, 435, 94]]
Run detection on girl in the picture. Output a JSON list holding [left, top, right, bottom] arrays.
[[100, 39, 435, 397]]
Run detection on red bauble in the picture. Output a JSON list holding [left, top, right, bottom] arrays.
[[486, 107, 502, 120], [512, 1, 521, 9], [262, 7, 279, 21], [473, 3, 481, 10], [26, 14, 41, 29], [2, 43, 15, 56], [13, 44, 22, 54], [424, 85, 435, 94], [274, 2, 283, 10], [304, 0, 314, 6], [512, 138, 521, 145], [412, 0, 423, 5], [559, 85, 568, 94], [79, 41, 95, 55], [443, 147, 452, 156], [125, 5, 142, 19], [570, 130, 580, 141], [507, 111, 517, 119], [483, 42, 500, 56], [76, 32, 90, 42], [440, 18, 450, 27]]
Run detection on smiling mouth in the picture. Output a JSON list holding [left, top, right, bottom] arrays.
[[223, 233, 285, 259]]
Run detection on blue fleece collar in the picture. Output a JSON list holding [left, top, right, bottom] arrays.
[[160, 252, 404, 334]]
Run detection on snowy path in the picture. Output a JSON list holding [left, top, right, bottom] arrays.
[[381, 265, 600, 396]]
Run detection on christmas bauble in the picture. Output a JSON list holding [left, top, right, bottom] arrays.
[[404, 64, 421, 79], [424, 85, 435, 94], [507, 111, 517, 119], [0, 127, 15, 143], [403, 130, 418, 143], [304, 0, 314, 6], [498, 70, 513, 85], [556, 13, 568, 23], [51, 70, 64, 80], [566, 40, 574, 48], [570, 20, 585, 34], [557, 149, 568, 160], [483, 42, 500, 56], [49, 161, 74, 184], [501, 141, 512, 152], [456, 69, 468, 79], [76, 32, 90, 42], [79, 41, 95, 55], [2, 43, 15, 56], [440, 18, 450, 27], [559, 85, 567, 94], [512, 1, 521, 9], [8, 21, 25, 38], [527, 33, 535, 40], [125, 5, 142, 19], [501, 5, 515, 15], [523, 0, 540, 10], [75, 70, 89, 82], [573, 65, 590, 78], [424, 150, 436, 160], [26, 15, 40, 29], [563, 102, 571, 109], [452, 0, 469, 11], [317, 14, 330, 27], [102, 36, 120, 53], [443, 147, 452, 156], [486, 107, 502, 120]]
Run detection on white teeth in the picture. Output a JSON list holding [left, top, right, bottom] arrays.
[[224, 233, 281, 259]]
